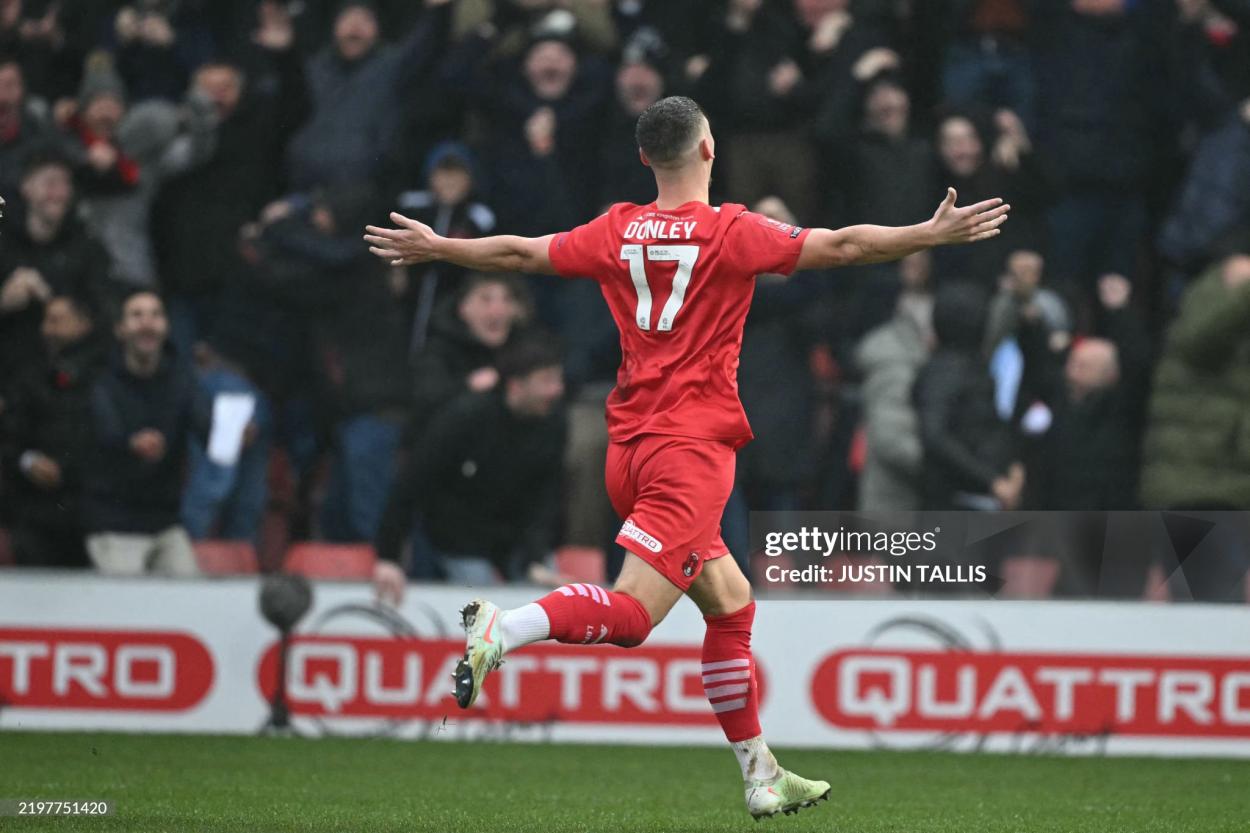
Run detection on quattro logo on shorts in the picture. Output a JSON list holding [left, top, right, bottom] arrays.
[[620, 520, 663, 553]]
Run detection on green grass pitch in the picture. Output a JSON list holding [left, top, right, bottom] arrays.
[[2, 731, 1248, 832]]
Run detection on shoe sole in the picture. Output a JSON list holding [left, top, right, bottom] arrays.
[[453, 602, 480, 709], [751, 788, 831, 821], [453, 600, 495, 709]]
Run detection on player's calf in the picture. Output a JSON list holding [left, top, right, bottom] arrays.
[[530, 583, 653, 647]]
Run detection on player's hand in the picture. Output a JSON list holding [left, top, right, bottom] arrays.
[[928, 188, 1010, 246], [364, 213, 440, 266], [373, 560, 406, 607]]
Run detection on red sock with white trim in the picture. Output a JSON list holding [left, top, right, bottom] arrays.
[[532, 583, 653, 647], [704, 601, 779, 781]]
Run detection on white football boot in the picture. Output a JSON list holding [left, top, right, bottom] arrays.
[[746, 768, 831, 820], [452, 599, 505, 709]]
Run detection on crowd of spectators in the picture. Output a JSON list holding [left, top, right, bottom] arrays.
[[0, 0, 1248, 600]]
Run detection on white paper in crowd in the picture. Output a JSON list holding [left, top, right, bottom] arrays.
[[207, 393, 257, 466]]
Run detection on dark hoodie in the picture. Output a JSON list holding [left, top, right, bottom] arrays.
[[251, 187, 409, 419], [286, 2, 452, 190], [83, 343, 208, 534], [1, 332, 107, 529], [912, 283, 1016, 508], [409, 296, 507, 438], [0, 200, 111, 385], [376, 388, 566, 577]]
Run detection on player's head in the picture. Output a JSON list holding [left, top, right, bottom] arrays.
[[635, 96, 713, 177]]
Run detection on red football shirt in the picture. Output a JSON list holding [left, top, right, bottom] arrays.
[[548, 201, 811, 448]]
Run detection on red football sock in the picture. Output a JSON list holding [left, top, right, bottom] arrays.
[[536, 583, 652, 647], [702, 601, 762, 743]]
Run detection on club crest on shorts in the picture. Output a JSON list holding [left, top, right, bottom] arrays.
[[683, 552, 700, 577]]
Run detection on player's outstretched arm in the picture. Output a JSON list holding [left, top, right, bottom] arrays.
[[365, 212, 557, 274], [794, 188, 1010, 271]]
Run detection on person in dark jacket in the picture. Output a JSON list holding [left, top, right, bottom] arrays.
[[153, 56, 302, 355], [285, 0, 453, 191], [0, 56, 64, 192], [247, 183, 409, 542], [0, 145, 111, 391], [835, 76, 936, 230], [1031, 0, 1152, 290], [373, 335, 570, 600], [598, 42, 667, 209], [931, 109, 1052, 287], [84, 290, 206, 575], [446, 28, 611, 240], [408, 272, 529, 438], [1157, 103, 1250, 277], [693, 0, 829, 219], [1017, 273, 1149, 512], [1, 293, 105, 567], [393, 142, 497, 353], [912, 281, 1023, 510], [735, 196, 827, 512]]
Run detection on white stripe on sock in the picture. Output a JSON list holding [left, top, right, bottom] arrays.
[[556, 586, 574, 596], [704, 683, 749, 699], [588, 585, 605, 604], [702, 659, 751, 672], [702, 670, 750, 685], [573, 584, 589, 597], [711, 697, 748, 713]]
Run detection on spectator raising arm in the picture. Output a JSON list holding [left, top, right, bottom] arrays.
[[794, 189, 1010, 270]]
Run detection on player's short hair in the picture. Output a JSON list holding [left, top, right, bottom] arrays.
[[635, 96, 707, 168]]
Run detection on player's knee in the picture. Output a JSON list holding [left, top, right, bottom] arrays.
[[699, 574, 753, 618]]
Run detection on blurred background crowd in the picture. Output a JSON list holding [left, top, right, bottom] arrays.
[[0, 0, 1248, 601]]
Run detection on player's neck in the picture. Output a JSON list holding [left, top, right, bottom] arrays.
[[653, 175, 710, 211]]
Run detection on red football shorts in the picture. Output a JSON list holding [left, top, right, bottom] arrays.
[[605, 434, 736, 590]]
